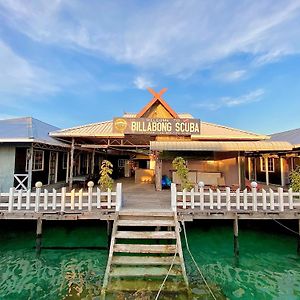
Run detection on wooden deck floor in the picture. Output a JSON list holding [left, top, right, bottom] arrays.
[[119, 178, 172, 211]]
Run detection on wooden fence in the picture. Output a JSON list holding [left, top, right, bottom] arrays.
[[0, 181, 122, 213], [171, 182, 300, 212]]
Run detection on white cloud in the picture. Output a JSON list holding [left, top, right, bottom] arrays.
[[195, 89, 265, 110], [1, 0, 300, 77], [133, 76, 154, 90], [215, 69, 247, 82], [0, 39, 60, 98]]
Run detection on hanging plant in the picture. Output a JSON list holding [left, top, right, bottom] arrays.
[[98, 160, 114, 191], [172, 157, 193, 191]]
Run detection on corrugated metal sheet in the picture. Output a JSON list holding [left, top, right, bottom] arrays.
[[150, 141, 293, 151], [270, 128, 300, 146], [50, 121, 123, 137], [0, 117, 67, 146]]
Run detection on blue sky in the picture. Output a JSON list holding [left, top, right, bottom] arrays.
[[0, 0, 300, 134]]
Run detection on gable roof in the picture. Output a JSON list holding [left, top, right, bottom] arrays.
[[0, 117, 68, 146], [136, 88, 179, 118], [270, 128, 300, 148], [50, 119, 268, 141]]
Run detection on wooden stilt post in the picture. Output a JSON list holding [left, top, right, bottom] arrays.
[[91, 149, 95, 175], [36, 217, 42, 255], [107, 220, 113, 251], [69, 138, 75, 190], [27, 145, 34, 190], [233, 216, 239, 257], [297, 219, 300, 254]]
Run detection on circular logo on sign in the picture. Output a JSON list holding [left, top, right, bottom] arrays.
[[114, 118, 127, 133]]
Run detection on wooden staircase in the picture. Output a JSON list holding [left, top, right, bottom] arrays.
[[101, 211, 189, 298]]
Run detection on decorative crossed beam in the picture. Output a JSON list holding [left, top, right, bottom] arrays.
[[14, 174, 29, 190], [137, 87, 178, 118], [147, 87, 168, 102]]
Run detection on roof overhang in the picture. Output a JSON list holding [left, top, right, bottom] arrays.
[[150, 141, 293, 152], [191, 135, 270, 141]]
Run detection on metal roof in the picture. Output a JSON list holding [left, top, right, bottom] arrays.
[[270, 128, 300, 148], [50, 119, 267, 140], [50, 120, 123, 138], [150, 141, 293, 152], [0, 117, 68, 147]]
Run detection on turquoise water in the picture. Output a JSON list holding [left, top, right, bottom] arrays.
[[0, 220, 299, 299]]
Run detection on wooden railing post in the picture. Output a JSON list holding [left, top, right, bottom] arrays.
[[171, 183, 177, 212], [198, 181, 204, 211], [8, 187, 14, 212], [278, 187, 284, 212], [251, 182, 258, 212], [87, 181, 94, 212], [35, 182, 42, 213], [61, 187, 66, 212], [116, 183, 122, 211]]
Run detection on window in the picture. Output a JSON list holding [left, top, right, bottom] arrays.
[[62, 153, 68, 169], [26, 149, 44, 171], [118, 159, 126, 167], [260, 157, 275, 172]]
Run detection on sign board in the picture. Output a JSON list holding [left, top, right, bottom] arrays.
[[113, 118, 201, 135]]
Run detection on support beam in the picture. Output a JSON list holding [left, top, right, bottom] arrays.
[[254, 158, 257, 181], [155, 152, 162, 191], [280, 157, 285, 187], [233, 216, 239, 257], [27, 145, 34, 190], [264, 156, 269, 186], [248, 157, 252, 180], [107, 220, 113, 250], [91, 150, 95, 175], [66, 152, 70, 184], [69, 138, 75, 189], [36, 217, 42, 256], [238, 152, 246, 190]]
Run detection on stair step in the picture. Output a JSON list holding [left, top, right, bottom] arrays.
[[117, 219, 175, 227], [119, 210, 174, 217], [114, 244, 177, 254], [112, 255, 181, 266], [115, 231, 176, 239], [106, 279, 187, 292], [110, 266, 182, 277]]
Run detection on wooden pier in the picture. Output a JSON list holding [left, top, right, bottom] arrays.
[[1, 179, 300, 297]]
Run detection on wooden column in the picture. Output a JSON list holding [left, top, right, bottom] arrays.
[[280, 156, 285, 187], [69, 138, 75, 189], [238, 152, 246, 190], [91, 150, 95, 175], [36, 217, 42, 256], [247, 157, 252, 180], [254, 157, 257, 181], [233, 216, 239, 257], [155, 152, 162, 191], [27, 145, 34, 190], [66, 152, 70, 184], [264, 156, 269, 186]]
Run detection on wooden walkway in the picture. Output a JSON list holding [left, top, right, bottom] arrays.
[[101, 211, 188, 297]]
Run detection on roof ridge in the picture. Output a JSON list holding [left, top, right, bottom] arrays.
[[201, 121, 266, 137], [52, 120, 112, 133]]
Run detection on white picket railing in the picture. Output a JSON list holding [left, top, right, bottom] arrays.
[[0, 181, 123, 213], [171, 182, 300, 212]]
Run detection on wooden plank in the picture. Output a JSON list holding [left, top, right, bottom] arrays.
[[108, 188, 112, 209], [61, 187, 66, 212], [217, 189, 221, 209], [44, 189, 48, 211], [117, 220, 175, 227], [52, 188, 57, 210], [191, 188, 195, 209], [106, 279, 187, 293], [226, 187, 231, 211], [236, 188, 240, 210], [183, 189, 187, 209], [288, 188, 293, 210], [71, 189, 75, 210], [262, 189, 267, 210], [8, 187, 14, 212], [115, 231, 176, 239], [111, 256, 180, 266], [78, 189, 83, 210], [114, 244, 177, 254], [17, 189, 22, 210], [119, 211, 174, 217], [96, 188, 101, 209], [110, 266, 181, 277], [26, 189, 31, 210]]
